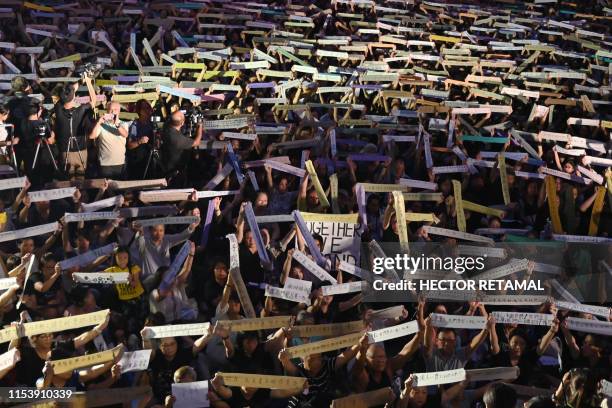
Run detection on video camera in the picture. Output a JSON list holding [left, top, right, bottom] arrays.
[[75, 62, 103, 80], [34, 109, 52, 140]]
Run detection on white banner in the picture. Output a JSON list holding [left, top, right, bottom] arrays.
[[64, 212, 119, 223], [137, 216, 199, 228], [0, 222, 58, 243], [566, 317, 612, 336], [430, 313, 486, 330], [58, 243, 117, 270], [322, 281, 365, 296], [292, 250, 337, 284], [141, 322, 211, 339], [491, 312, 554, 327], [0, 176, 26, 191], [413, 369, 466, 387], [28, 187, 76, 202], [0, 348, 20, 371], [475, 258, 529, 280], [81, 195, 123, 212], [367, 320, 419, 343], [555, 301, 611, 319], [0, 277, 17, 291]]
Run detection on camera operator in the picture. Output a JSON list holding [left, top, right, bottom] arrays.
[[6, 76, 31, 170], [88, 101, 129, 179], [53, 77, 95, 179], [126, 99, 154, 179], [160, 110, 203, 183], [19, 102, 57, 187]]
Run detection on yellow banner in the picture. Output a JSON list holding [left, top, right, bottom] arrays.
[[218, 316, 293, 332], [173, 62, 207, 70], [291, 321, 364, 338], [219, 373, 306, 389], [305, 160, 330, 208], [462, 200, 505, 218], [56, 54, 82, 63], [301, 212, 359, 224], [430, 34, 461, 43], [588, 186, 606, 236], [285, 332, 362, 358], [392, 191, 409, 245], [24, 2, 54, 12], [405, 212, 439, 223], [452, 180, 466, 232], [112, 92, 159, 103], [498, 154, 510, 205], [360, 183, 408, 193], [545, 175, 563, 234], [52, 345, 122, 375]]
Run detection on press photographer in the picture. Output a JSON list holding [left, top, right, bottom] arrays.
[[126, 99, 156, 179], [18, 102, 58, 187], [52, 72, 98, 179], [160, 109, 203, 185], [88, 101, 129, 180]]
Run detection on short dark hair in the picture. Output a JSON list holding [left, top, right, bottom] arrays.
[[483, 383, 517, 408], [524, 396, 555, 408], [60, 84, 75, 104]]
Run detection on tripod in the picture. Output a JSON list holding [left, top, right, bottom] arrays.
[[32, 137, 59, 171], [64, 112, 85, 172], [1, 125, 20, 176], [143, 129, 163, 179]]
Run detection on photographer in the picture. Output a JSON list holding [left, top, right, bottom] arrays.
[[88, 101, 128, 179], [18, 102, 57, 188], [53, 77, 95, 179], [160, 110, 203, 182], [126, 99, 155, 179], [6, 77, 31, 170]]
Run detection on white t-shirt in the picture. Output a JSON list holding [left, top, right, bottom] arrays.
[[97, 121, 128, 166]]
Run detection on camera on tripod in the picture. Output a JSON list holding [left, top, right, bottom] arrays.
[[75, 62, 103, 80], [34, 109, 52, 141], [184, 106, 205, 137]]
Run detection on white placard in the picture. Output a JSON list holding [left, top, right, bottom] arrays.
[[0, 277, 17, 291], [172, 381, 209, 408], [565, 317, 612, 336], [118, 350, 152, 373], [81, 195, 123, 212], [555, 301, 611, 319], [306, 221, 361, 266], [475, 258, 529, 280], [72, 272, 130, 285], [0, 348, 20, 371], [0, 177, 26, 191], [137, 216, 199, 228], [0, 222, 58, 243]]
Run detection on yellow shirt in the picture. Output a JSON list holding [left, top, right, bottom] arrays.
[[105, 265, 144, 300]]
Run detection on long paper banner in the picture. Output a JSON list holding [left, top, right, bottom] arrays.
[[291, 321, 364, 338], [565, 317, 612, 336], [367, 320, 419, 343], [285, 331, 362, 358], [392, 191, 409, 247], [59, 243, 117, 270], [293, 210, 327, 267], [64, 212, 119, 223], [244, 202, 271, 265], [0, 176, 26, 191], [476, 258, 530, 280], [430, 313, 486, 330], [109, 179, 167, 190], [226, 234, 256, 318], [141, 322, 211, 339], [0, 222, 58, 243], [422, 226, 494, 244], [51, 345, 122, 374], [305, 160, 330, 208], [491, 312, 554, 326], [0, 348, 19, 371], [218, 316, 293, 332], [322, 281, 365, 296], [413, 369, 466, 386], [159, 241, 191, 292], [81, 195, 123, 212], [219, 372, 306, 389], [28, 187, 76, 202], [555, 301, 610, 319], [72, 272, 130, 285], [137, 216, 199, 228], [292, 250, 337, 283], [452, 180, 466, 232]]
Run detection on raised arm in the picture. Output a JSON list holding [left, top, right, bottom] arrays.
[[73, 312, 110, 349], [537, 318, 559, 356], [336, 333, 369, 369], [350, 337, 370, 392], [389, 330, 423, 371], [466, 314, 494, 359]]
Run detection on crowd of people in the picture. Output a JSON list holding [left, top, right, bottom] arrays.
[[0, 0, 610, 407]]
